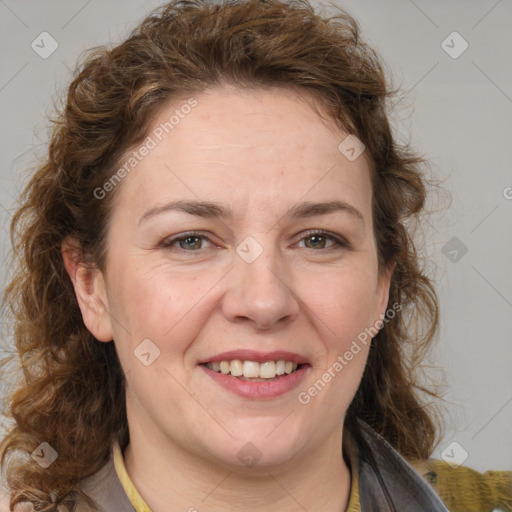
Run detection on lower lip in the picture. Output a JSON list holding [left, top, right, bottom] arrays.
[[200, 364, 310, 400]]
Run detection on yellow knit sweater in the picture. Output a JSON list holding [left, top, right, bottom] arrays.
[[415, 459, 512, 512]]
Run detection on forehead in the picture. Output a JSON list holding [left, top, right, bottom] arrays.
[[110, 85, 373, 223]]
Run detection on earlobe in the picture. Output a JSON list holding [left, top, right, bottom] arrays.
[[61, 239, 114, 342]]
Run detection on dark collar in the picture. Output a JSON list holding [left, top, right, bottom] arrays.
[[352, 419, 449, 511]]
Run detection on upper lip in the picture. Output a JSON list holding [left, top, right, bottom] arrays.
[[198, 349, 310, 365]]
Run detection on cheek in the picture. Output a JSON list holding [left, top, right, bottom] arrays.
[[106, 261, 221, 353], [106, 246, 380, 361], [301, 264, 379, 345], [299, 267, 377, 412]]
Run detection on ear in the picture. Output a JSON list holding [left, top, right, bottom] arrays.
[[374, 259, 396, 324], [61, 238, 114, 342]]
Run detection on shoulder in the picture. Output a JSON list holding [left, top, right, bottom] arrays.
[[409, 458, 512, 512]]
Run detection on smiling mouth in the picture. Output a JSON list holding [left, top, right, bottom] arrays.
[[201, 360, 308, 381]]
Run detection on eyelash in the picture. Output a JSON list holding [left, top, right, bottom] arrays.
[[160, 229, 350, 253]]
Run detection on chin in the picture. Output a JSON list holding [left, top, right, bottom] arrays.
[[206, 429, 307, 473]]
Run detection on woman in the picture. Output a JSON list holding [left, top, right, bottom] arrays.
[[1, 0, 510, 510]]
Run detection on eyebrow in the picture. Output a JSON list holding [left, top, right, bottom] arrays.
[[138, 199, 364, 226]]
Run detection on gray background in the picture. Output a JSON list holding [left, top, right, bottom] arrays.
[[0, 0, 511, 473]]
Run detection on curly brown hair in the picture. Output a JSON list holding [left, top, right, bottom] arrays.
[[1, 0, 440, 510]]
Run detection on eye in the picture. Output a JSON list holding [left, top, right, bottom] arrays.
[[161, 232, 213, 251], [160, 229, 349, 253], [297, 230, 348, 250]]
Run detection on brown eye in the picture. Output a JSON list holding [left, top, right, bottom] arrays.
[[298, 230, 347, 250], [303, 234, 331, 249], [178, 236, 203, 250]]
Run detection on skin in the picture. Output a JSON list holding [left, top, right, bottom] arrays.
[[63, 84, 393, 512]]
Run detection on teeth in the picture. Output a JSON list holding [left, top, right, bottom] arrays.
[[205, 359, 301, 379], [260, 361, 276, 379], [230, 359, 243, 376], [242, 360, 260, 378], [220, 361, 230, 374]]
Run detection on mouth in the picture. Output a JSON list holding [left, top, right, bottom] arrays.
[[201, 360, 307, 381], [198, 351, 311, 399]]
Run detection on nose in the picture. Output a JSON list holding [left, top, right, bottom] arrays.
[[221, 244, 300, 331]]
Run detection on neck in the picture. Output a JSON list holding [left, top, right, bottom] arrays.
[[123, 420, 352, 512]]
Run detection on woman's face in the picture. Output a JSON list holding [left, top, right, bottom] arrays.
[[73, 85, 392, 470]]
